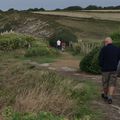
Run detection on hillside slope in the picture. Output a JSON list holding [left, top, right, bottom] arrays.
[[0, 12, 55, 38], [0, 11, 120, 41]]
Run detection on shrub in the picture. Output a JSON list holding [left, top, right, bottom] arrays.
[[80, 47, 101, 74], [80, 32, 120, 74], [49, 29, 77, 47], [0, 34, 35, 51]]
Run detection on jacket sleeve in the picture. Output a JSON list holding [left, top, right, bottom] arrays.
[[99, 48, 104, 67], [118, 48, 120, 60]]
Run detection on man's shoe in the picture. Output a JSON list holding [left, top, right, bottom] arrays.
[[108, 98, 112, 104], [101, 93, 108, 100]]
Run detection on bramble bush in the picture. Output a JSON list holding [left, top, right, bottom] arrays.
[[0, 34, 35, 51], [80, 32, 120, 74]]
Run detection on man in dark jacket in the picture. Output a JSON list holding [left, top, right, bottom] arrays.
[[99, 37, 120, 104]]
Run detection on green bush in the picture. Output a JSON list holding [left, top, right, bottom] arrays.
[[49, 29, 77, 47], [80, 32, 120, 74], [25, 46, 58, 57], [0, 34, 35, 51], [80, 47, 101, 74]]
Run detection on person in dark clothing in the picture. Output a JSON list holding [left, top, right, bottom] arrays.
[[99, 37, 120, 104]]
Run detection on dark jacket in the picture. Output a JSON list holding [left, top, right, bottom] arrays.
[[99, 44, 120, 72]]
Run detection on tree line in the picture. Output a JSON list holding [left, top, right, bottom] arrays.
[[58, 5, 120, 11], [0, 5, 120, 12]]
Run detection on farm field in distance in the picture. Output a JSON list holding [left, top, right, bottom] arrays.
[[35, 10, 120, 21], [34, 10, 120, 41]]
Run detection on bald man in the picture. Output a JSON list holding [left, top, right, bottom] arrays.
[[99, 37, 120, 104]]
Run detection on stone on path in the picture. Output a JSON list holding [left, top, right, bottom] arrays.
[[61, 67, 76, 72], [40, 63, 50, 67], [48, 67, 56, 70]]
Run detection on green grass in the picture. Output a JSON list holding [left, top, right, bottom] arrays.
[[22, 55, 58, 63], [2, 108, 65, 120], [0, 49, 59, 64]]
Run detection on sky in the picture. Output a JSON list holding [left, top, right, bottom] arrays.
[[0, 0, 120, 10]]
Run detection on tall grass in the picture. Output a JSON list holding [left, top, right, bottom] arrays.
[[72, 41, 101, 55], [0, 58, 99, 120]]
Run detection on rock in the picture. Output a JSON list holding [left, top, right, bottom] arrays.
[[40, 63, 50, 67], [48, 67, 56, 70], [61, 67, 76, 72]]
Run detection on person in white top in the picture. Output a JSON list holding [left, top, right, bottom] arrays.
[[57, 40, 61, 49]]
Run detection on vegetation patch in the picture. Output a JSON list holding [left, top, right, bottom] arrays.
[[0, 56, 100, 120], [80, 32, 120, 74], [80, 47, 101, 74], [0, 33, 35, 51], [72, 41, 101, 55], [2, 107, 65, 120], [25, 46, 58, 57]]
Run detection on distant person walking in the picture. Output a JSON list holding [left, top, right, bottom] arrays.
[[99, 37, 120, 104], [61, 41, 66, 52], [57, 39, 61, 50]]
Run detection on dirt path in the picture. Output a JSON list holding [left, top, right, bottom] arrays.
[[27, 52, 120, 120], [50, 52, 80, 71]]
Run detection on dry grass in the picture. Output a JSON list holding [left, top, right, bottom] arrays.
[[15, 88, 75, 117], [72, 41, 101, 55]]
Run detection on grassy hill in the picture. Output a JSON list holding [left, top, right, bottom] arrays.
[[1, 11, 120, 42], [0, 12, 55, 38], [35, 11, 120, 41]]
